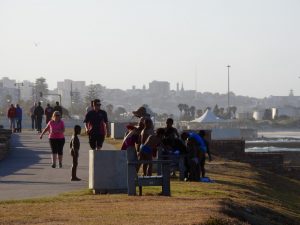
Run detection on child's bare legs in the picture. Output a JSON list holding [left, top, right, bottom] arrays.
[[71, 151, 80, 181]]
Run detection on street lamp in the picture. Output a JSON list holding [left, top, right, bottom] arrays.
[[14, 82, 24, 103], [227, 65, 231, 109]]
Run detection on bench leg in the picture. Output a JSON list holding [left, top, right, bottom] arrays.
[[139, 186, 142, 196], [162, 164, 171, 196], [127, 165, 137, 196]]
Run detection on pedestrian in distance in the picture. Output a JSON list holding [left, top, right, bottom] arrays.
[[44, 103, 54, 124], [7, 104, 16, 133], [30, 102, 37, 130], [15, 104, 22, 133], [40, 111, 65, 169], [198, 130, 212, 178], [34, 102, 44, 133], [53, 101, 63, 117], [70, 125, 81, 181]]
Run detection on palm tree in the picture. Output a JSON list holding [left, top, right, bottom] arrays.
[[189, 106, 196, 119], [196, 109, 203, 117], [178, 104, 184, 118]]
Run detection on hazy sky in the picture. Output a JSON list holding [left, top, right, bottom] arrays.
[[1, 0, 300, 98]]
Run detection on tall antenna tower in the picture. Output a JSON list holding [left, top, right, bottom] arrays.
[[195, 65, 198, 92]]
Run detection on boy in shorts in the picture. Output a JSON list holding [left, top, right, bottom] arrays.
[[70, 125, 81, 181]]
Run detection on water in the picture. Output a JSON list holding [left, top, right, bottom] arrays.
[[246, 130, 300, 153], [246, 146, 300, 153]]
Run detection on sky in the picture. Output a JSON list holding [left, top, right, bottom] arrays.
[[0, 0, 300, 98]]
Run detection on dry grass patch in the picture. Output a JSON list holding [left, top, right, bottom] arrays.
[[1, 160, 299, 225]]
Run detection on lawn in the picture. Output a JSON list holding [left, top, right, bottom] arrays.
[[0, 156, 299, 225]]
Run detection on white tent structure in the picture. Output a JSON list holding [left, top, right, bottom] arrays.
[[188, 110, 244, 140], [191, 109, 224, 123]]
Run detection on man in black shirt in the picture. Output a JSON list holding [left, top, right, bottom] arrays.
[[53, 101, 63, 117], [34, 102, 44, 133], [83, 99, 109, 150]]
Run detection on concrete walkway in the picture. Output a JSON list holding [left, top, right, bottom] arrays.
[[0, 130, 115, 201]]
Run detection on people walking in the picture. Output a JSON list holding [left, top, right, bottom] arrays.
[[30, 102, 37, 130], [53, 101, 63, 117], [7, 104, 16, 132], [15, 104, 22, 133], [44, 103, 54, 124], [70, 125, 81, 181], [84, 99, 109, 150], [40, 111, 65, 168], [34, 102, 44, 133]]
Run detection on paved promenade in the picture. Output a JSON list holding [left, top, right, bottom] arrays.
[[0, 130, 115, 201]]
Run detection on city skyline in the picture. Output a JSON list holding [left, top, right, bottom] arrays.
[[1, 0, 300, 98]]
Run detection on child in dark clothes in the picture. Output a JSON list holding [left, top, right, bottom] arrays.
[[70, 125, 81, 181]]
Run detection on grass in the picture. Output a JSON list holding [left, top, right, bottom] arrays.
[[1, 138, 299, 224], [64, 128, 123, 149]]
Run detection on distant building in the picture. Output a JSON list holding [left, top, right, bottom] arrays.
[[271, 106, 300, 119], [0, 77, 18, 105], [265, 93, 300, 108], [148, 80, 170, 96], [57, 79, 86, 108], [236, 112, 253, 120], [20, 80, 35, 102], [252, 110, 265, 120]]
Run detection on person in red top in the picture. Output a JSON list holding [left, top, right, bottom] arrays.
[[40, 111, 65, 168], [7, 104, 16, 132]]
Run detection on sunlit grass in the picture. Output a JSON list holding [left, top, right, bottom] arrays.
[[1, 159, 299, 225]]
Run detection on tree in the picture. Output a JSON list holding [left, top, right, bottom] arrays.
[[70, 88, 85, 115], [182, 104, 189, 116], [106, 104, 114, 120], [35, 77, 48, 101], [189, 106, 196, 119], [213, 104, 220, 116], [196, 109, 203, 117], [114, 106, 127, 121], [85, 84, 104, 104], [178, 104, 184, 117]]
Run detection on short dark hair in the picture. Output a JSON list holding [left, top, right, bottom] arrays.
[[166, 118, 174, 124], [74, 125, 81, 134], [93, 99, 101, 106]]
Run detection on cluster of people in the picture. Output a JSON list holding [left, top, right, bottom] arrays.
[[121, 106, 212, 181], [37, 98, 110, 181], [7, 103, 23, 133], [39, 109, 82, 181], [30, 101, 63, 133]]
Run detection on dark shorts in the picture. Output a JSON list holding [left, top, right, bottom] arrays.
[[89, 134, 105, 150], [49, 138, 65, 155]]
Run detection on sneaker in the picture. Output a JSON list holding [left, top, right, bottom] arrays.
[[51, 164, 56, 168], [59, 163, 62, 168], [71, 177, 81, 181]]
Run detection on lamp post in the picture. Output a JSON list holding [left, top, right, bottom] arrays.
[[227, 65, 231, 109], [14, 82, 24, 103]]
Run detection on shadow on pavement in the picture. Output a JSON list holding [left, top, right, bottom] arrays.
[[0, 132, 48, 178]]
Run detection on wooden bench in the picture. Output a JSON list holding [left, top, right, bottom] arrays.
[[127, 147, 171, 196]]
